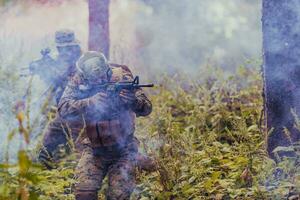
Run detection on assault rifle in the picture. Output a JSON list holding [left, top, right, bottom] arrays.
[[20, 48, 56, 78], [20, 48, 68, 105], [81, 76, 154, 95]]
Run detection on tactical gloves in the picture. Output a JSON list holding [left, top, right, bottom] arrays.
[[87, 89, 152, 117], [89, 92, 110, 112], [119, 89, 137, 106]]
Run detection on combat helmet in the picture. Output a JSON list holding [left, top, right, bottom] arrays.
[[76, 51, 112, 82]]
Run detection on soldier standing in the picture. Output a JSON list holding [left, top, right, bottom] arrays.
[[58, 51, 152, 200], [38, 30, 83, 168]]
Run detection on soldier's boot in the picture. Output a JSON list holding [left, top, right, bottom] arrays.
[[136, 153, 157, 172], [38, 148, 57, 170], [75, 190, 98, 200]]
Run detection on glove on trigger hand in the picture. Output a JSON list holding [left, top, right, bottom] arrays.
[[119, 89, 137, 107], [89, 92, 110, 111]]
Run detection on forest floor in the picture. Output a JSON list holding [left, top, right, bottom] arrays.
[[0, 65, 300, 200]]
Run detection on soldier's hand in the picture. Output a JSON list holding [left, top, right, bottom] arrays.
[[119, 89, 136, 106], [90, 92, 109, 108]]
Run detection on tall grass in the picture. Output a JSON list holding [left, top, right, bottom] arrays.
[[0, 39, 299, 199]]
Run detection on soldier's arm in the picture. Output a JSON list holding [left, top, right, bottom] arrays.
[[58, 74, 107, 122], [118, 64, 152, 117], [132, 89, 152, 117]]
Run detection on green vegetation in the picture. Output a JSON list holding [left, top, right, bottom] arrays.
[[1, 65, 300, 200]]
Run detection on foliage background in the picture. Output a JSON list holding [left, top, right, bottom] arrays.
[[1, 1, 299, 200], [1, 61, 300, 199]]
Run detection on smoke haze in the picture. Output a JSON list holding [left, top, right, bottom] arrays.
[[110, 0, 262, 74], [0, 0, 262, 72], [0, 0, 262, 159]]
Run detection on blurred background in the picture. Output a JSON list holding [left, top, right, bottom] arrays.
[[0, 0, 262, 71], [0, 0, 262, 160]]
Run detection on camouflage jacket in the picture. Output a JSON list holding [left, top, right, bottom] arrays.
[[57, 63, 152, 147], [51, 59, 78, 104], [30, 52, 78, 104]]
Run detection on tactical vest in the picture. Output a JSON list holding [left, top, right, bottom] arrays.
[[85, 64, 136, 152]]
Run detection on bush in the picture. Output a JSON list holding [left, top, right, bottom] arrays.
[[1, 64, 299, 200]]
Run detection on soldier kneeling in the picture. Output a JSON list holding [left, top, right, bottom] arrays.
[[58, 51, 152, 200]]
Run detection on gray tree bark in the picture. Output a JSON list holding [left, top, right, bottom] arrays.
[[88, 0, 110, 58], [263, 0, 300, 158]]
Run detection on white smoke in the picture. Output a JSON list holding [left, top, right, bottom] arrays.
[[0, 0, 261, 159], [0, 0, 88, 60], [0, 0, 262, 73], [110, 0, 262, 75], [0, 0, 88, 160]]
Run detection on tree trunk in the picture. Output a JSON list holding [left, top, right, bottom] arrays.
[[88, 0, 110, 58], [263, 0, 300, 158]]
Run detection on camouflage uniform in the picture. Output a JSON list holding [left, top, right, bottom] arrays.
[[58, 52, 152, 200], [38, 31, 156, 172], [38, 30, 83, 168]]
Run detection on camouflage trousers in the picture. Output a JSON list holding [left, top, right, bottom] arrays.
[[38, 115, 84, 169], [74, 141, 137, 200], [38, 115, 157, 173]]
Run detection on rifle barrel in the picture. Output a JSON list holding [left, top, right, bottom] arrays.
[[137, 84, 154, 87]]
